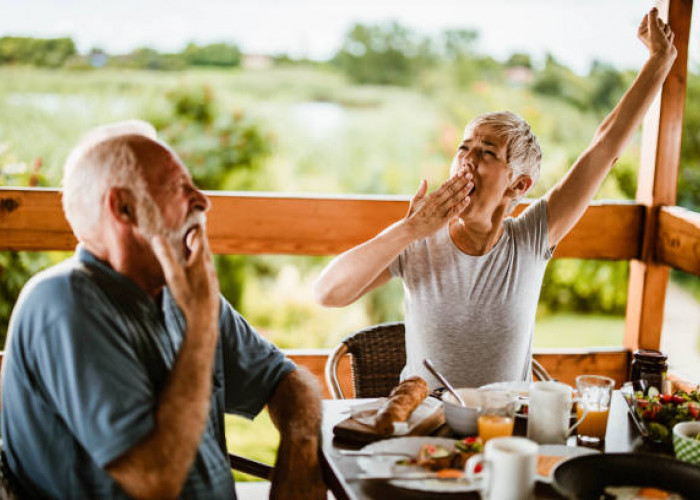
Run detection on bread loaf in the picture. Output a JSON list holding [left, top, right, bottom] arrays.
[[375, 376, 428, 435]]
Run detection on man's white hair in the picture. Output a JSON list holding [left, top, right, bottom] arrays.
[[62, 120, 158, 239], [465, 111, 542, 209]]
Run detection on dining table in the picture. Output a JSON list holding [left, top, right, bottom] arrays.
[[319, 391, 674, 500]]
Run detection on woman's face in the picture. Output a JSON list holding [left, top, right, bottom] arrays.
[[450, 124, 514, 218]]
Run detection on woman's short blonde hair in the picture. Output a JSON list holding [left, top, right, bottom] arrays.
[[465, 111, 542, 208]]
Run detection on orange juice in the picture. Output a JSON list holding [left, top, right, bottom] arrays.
[[576, 403, 609, 439], [478, 414, 514, 442]]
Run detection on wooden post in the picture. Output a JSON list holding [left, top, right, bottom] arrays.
[[624, 0, 693, 351]]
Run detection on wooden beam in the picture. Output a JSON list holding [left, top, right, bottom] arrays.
[[656, 206, 700, 277], [625, 0, 692, 351], [287, 349, 634, 398], [0, 188, 643, 259]]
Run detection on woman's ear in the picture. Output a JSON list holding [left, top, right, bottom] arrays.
[[507, 175, 533, 198], [107, 187, 138, 226]]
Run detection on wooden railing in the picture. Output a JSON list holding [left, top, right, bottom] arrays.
[[2, 187, 699, 394]]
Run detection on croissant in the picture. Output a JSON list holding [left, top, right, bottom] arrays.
[[375, 376, 428, 435]]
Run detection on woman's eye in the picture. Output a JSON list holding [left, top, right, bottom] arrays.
[[458, 145, 468, 152]]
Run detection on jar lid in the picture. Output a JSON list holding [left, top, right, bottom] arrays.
[[633, 349, 668, 361]]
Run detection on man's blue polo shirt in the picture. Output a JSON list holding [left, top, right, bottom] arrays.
[[1, 246, 295, 498]]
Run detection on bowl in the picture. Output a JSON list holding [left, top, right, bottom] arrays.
[[441, 388, 480, 436], [673, 421, 700, 465]]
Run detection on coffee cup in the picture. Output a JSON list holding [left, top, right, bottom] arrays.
[[526, 381, 587, 444], [465, 436, 538, 500]]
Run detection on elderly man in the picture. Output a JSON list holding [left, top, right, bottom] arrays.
[[1, 121, 326, 499]]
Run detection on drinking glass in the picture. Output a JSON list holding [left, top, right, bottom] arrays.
[[477, 388, 517, 443], [575, 375, 615, 446]]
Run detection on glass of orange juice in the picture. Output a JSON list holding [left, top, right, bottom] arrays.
[[575, 375, 615, 446], [477, 388, 517, 443]]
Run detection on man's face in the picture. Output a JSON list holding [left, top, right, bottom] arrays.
[[450, 124, 512, 217], [136, 143, 210, 264]]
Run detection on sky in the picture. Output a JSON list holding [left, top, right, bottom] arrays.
[[0, 0, 697, 74]]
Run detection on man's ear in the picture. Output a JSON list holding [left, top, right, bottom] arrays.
[[507, 175, 533, 198], [107, 187, 138, 226]]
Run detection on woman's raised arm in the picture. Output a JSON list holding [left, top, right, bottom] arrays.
[[545, 7, 677, 246]]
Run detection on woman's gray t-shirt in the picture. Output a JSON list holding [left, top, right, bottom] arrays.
[[389, 198, 553, 388]]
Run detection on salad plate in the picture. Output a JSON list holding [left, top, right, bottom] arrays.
[[356, 437, 479, 493], [621, 387, 700, 445]]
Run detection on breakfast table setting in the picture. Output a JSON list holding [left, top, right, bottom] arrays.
[[319, 356, 700, 500]]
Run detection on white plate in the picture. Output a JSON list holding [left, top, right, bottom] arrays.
[[536, 444, 599, 483], [356, 437, 478, 493]]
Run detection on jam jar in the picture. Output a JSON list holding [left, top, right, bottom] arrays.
[[630, 349, 668, 393]]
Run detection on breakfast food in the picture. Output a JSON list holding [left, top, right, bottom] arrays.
[[375, 376, 429, 435], [536, 455, 566, 478], [603, 486, 686, 499], [628, 389, 700, 444], [396, 438, 483, 473]]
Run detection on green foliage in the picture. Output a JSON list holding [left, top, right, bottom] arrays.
[[540, 260, 629, 315], [333, 22, 434, 86], [506, 53, 533, 69], [183, 42, 241, 67], [153, 86, 273, 191], [588, 60, 627, 112], [107, 48, 186, 71], [0, 37, 76, 68], [532, 54, 591, 110], [678, 73, 700, 212]]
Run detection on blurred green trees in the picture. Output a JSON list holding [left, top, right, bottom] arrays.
[[0, 37, 76, 67], [333, 22, 433, 86]]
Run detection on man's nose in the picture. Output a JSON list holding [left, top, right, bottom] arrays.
[[191, 188, 211, 213]]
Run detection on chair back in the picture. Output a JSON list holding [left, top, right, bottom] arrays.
[[325, 323, 554, 398], [325, 323, 406, 399]]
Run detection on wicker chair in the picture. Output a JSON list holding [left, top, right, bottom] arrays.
[[325, 322, 552, 399]]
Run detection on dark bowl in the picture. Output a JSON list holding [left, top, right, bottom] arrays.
[[552, 452, 700, 500]]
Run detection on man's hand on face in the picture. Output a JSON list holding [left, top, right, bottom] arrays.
[[151, 225, 220, 338]]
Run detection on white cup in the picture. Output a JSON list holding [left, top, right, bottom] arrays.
[[465, 437, 538, 500], [527, 381, 587, 444]]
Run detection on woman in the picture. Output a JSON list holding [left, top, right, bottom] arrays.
[[313, 8, 677, 388]]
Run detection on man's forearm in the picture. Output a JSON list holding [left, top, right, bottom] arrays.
[[106, 323, 219, 499], [268, 368, 326, 500]]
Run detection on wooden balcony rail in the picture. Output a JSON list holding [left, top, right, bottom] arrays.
[[0, 188, 644, 259], [656, 206, 700, 277], [2, 186, 699, 390]]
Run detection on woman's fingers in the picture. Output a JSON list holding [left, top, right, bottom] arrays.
[[434, 171, 471, 204], [407, 179, 428, 216], [447, 193, 471, 219]]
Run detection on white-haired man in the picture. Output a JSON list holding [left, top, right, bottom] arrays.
[[314, 8, 677, 388], [1, 122, 326, 499]]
